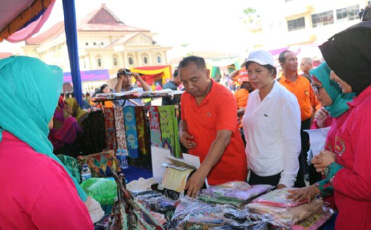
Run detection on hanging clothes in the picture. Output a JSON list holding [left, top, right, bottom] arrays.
[[148, 106, 163, 147], [103, 107, 117, 150], [159, 105, 182, 158], [114, 106, 128, 151], [123, 106, 139, 158]]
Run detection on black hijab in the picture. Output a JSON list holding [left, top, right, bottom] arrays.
[[319, 21, 371, 94]]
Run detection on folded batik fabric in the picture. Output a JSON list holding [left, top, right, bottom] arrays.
[[162, 167, 194, 193], [103, 107, 117, 150], [148, 106, 162, 147], [123, 106, 139, 158], [114, 106, 127, 151]]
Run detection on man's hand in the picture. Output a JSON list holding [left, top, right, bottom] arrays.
[[132, 72, 141, 81], [179, 131, 197, 149], [287, 186, 320, 203], [312, 150, 335, 174], [185, 169, 206, 198]]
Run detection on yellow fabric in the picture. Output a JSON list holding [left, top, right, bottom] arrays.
[[130, 66, 172, 84], [65, 98, 87, 122], [0, 0, 53, 42], [162, 168, 194, 193]]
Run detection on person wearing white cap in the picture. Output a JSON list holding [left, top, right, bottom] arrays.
[[242, 50, 301, 188]]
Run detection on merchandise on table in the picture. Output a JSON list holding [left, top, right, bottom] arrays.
[[199, 181, 274, 206], [252, 188, 307, 208], [162, 167, 195, 193], [247, 198, 324, 227]]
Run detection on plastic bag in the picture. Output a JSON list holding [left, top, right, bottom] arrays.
[[80, 178, 117, 206], [252, 188, 306, 208], [247, 198, 324, 227]]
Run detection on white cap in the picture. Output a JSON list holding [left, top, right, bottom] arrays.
[[243, 50, 275, 67]]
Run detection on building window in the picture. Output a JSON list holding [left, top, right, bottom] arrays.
[[143, 56, 148, 64], [312, 10, 334, 28], [85, 42, 89, 46], [113, 57, 118, 67], [101, 42, 104, 45], [287, 17, 305, 31], [285, 0, 295, 2], [128, 57, 134, 65], [97, 57, 102, 68], [157, 55, 162, 64], [336, 5, 359, 21], [93, 42, 96, 46]]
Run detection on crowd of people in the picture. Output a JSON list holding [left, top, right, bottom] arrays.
[[0, 6, 370, 230]]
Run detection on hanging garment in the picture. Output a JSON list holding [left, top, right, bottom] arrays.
[[114, 106, 128, 151], [123, 106, 139, 158], [158, 105, 181, 158], [148, 106, 162, 147], [135, 107, 149, 155], [104, 107, 117, 150], [79, 110, 107, 155]]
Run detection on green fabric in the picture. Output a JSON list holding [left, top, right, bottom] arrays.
[[309, 62, 355, 118], [0, 56, 87, 201], [57, 154, 81, 183], [315, 162, 344, 197]]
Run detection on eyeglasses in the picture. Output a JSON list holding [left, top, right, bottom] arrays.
[[311, 84, 324, 94]]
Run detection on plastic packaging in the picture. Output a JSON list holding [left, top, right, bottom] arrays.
[[80, 178, 117, 206], [252, 188, 306, 208], [81, 163, 92, 181]]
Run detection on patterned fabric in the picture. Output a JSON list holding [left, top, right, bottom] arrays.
[[79, 150, 120, 177], [148, 106, 162, 147], [57, 154, 81, 183], [123, 106, 139, 159], [162, 168, 194, 193], [158, 105, 181, 158], [114, 106, 128, 151], [104, 107, 117, 150], [315, 162, 344, 197], [135, 107, 149, 155], [252, 188, 306, 208]]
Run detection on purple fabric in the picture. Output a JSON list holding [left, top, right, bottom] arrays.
[[63, 69, 110, 83]]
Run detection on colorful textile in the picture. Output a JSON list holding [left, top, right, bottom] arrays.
[[159, 105, 181, 158], [65, 97, 88, 125], [114, 106, 128, 151], [79, 110, 106, 155], [80, 150, 120, 177], [252, 188, 306, 208], [292, 210, 333, 230], [200, 182, 274, 205], [49, 97, 81, 150], [135, 107, 149, 155], [0, 131, 93, 229], [0, 56, 86, 201], [57, 154, 81, 183], [123, 106, 139, 158], [103, 107, 117, 150], [148, 106, 162, 147]]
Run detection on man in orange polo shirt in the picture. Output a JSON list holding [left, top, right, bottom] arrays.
[[178, 56, 247, 198], [278, 50, 319, 187]]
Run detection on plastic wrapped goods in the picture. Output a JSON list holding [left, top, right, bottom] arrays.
[[252, 188, 307, 208], [247, 198, 324, 227]]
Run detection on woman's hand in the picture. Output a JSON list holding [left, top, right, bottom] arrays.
[[312, 150, 336, 174], [314, 107, 328, 128], [287, 186, 320, 202]]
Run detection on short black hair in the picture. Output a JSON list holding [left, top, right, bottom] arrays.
[[100, 84, 108, 93], [279, 50, 292, 64], [178, 56, 206, 70], [173, 69, 179, 78]]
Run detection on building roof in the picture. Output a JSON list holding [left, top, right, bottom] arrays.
[[26, 4, 149, 45]]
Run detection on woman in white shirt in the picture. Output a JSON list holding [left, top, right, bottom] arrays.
[[242, 50, 301, 189]]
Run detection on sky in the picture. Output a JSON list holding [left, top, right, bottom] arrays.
[[0, 0, 264, 59]]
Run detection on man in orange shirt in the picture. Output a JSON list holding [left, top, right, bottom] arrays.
[[178, 56, 247, 198], [278, 50, 319, 187]]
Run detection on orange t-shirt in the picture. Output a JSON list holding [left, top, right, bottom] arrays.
[[181, 80, 247, 185], [279, 74, 318, 121], [235, 88, 249, 109]]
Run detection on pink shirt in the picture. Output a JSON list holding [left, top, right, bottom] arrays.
[[0, 131, 93, 230], [332, 85, 371, 230]]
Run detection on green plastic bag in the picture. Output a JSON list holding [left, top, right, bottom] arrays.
[[80, 178, 117, 206]]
